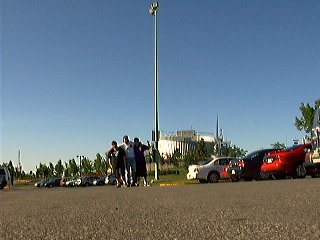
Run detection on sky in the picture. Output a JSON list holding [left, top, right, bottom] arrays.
[[1, 0, 319, 172]]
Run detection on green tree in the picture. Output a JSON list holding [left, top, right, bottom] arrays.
[[55, 159, 64, 177], [7, 160, 15, 182], [159, 153, 166, 167], [271, 142, 286, 149], [184, 148, 196, 168], [93, 153, 106, 174], [49, 162, 55, 176], [69, 159, 79, 176], [183, 139, 209, 167], [171, 149, 182, 167], [295, 99, 320, 139], [194, 138, 209, 161], [221, 144, 247, 158], [82, 157, 92, 175], [36, 163, 49, 178]]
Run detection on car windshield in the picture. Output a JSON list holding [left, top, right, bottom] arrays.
[[244, 150, 262, 159], [283, 144, 303, 151], [244, 149, 280, 159]]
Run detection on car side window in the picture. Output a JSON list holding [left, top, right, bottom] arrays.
[[251, 153, 258, 160], [220, 159, 228, 165]]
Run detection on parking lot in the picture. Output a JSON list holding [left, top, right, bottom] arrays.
[[1, 178, 320, 240]]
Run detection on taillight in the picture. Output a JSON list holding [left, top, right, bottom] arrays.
[[265, 155, 280, 163], [238, 160, 245, 167]]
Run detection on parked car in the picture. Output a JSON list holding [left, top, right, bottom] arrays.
[[228, 149, 281, 182], [187, 156, 235, 183], [261, 143, 312, 178], [76, 176, 100, 187], [65, 178, 78, 187], [60, 177, 71, 187], [93, 176, 106, 186], [0, 167, 12, 189], [44, 178, 61, 188], [105, 174, 117, 185], [34, 179, 49, 187], [304, 108, 320, 177]]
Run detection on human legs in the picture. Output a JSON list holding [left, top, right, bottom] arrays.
[[115, 166, 126, 187], [126, 158, 137, 186], [131, 159, 136, 186]]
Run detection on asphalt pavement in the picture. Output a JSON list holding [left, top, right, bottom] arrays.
[[1, 178, 320, 240]]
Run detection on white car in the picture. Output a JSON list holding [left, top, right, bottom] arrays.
[[65, 178, 78, 187], [187, 157, 235, 183]]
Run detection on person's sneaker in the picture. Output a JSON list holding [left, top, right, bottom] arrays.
[[115, 184, 121, 188]]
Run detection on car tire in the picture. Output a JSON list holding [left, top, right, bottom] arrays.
[[259, 171, 270, 180], [207, 172, 219, 183], [310, 173, 320, 178], [295, 164, 307, 178], [230, 176, 239, 182], [243, 176, 253, 181]]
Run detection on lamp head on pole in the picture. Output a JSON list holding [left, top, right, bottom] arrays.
[[149, 2, 159, 15]]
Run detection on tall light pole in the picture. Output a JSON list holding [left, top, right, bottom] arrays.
[[76, 155, 84, 177], [149, 2, 159, 180]]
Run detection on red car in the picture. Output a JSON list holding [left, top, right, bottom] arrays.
[[261, 143, 312, 179]]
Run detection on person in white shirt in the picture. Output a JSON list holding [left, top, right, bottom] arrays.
[[119, 135, 137, 187]]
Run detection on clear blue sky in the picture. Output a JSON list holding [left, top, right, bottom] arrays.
[[1, 0, 319, 172]]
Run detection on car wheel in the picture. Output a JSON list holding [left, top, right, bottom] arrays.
[[243, 176, 253, 181], [259, 171, 270, 180], [230, 177, 239, 182], [310, 173, 320, 178], [207, 172, 219, 183], [295, 164, 307, 178]]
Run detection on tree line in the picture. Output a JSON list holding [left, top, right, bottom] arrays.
[[1, 98, 319, 179]]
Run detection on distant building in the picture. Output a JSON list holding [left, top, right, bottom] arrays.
[[158, 130, 217, 158]]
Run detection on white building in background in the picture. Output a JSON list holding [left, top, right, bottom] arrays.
[[158, 130, 217, 157]]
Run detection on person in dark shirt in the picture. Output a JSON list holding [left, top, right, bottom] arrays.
[[107, 141, 127, 187], [133, 137, 149, 186]]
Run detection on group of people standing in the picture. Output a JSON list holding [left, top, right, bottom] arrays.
[[106, 135, 149, 188]]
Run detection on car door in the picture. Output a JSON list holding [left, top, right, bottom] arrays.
[[213, 159, 223, 172], [244, 153, 259, 174]]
